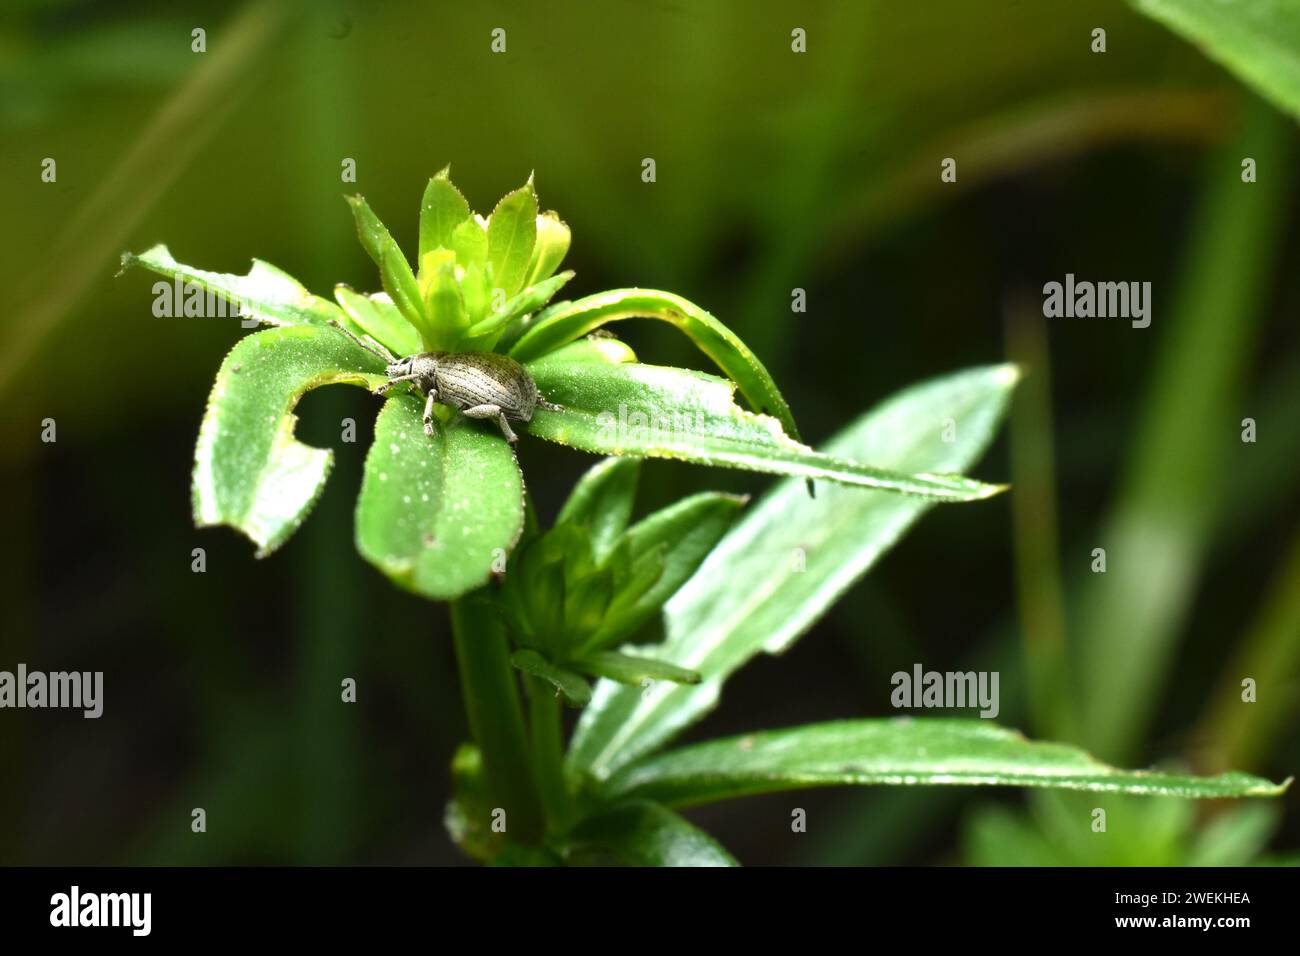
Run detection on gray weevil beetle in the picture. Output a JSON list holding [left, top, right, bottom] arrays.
[[328, 321, 562, 444]]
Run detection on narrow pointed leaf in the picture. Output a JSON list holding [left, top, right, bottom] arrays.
[[570, 364, 1019, 779], [121, 244, 344, 328], [419, 170, 472, 262], [556, 457, 641, 562], [345, 195, 427, 338], [587, 492, 746, 650], [334, 286, 423, 358], [602, 720, 1292, 807], [580, 652, 701, 687], [510, 288, 803, 442], [192, 325, 386, 556], [1130, 0, 1300, 120], [560, 800, 737, 867], [465, 270, 575, 345], [355, 393, 525, 601], [486, 182, 538, 299], [510, 650, 592, 708], [524, 341, 1004, 500]]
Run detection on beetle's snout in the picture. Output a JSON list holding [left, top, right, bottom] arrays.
[[386, 358, 412, 378]]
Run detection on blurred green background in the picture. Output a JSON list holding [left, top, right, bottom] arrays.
[[1, 0, 1297, 865]]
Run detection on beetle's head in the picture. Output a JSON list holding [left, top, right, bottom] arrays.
[[386, 356, 414, 378]]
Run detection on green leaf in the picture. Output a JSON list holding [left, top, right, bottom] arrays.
[[560, 800, 738, 867], [602, 720, 1292, 807], [510, 288, 804, 443], [586, 492, 746, 651], [486, 180, 538, 299], [460, 262, 491, 328], [345, 195, 428, 341], [419, 168, 472, 263], [333, 285, 423, 358], [569, 363, 1019, 779], [510, 650, 592, 708], [464, 270, 575, 346], [192, 325, 386, 556], [451, 217, 489, 272], [355, 392, 525, 601], [579, 651, 701, 687], [1130, 0, 1300, 119], [121, 244, 344, 328], [555, 457, 641, 562], [525, 340, 1005, 500], [524, 211, 571, 287], [421, 251, 470, 343]]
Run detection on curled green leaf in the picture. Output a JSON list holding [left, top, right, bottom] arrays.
[[122, 243, 344, 329], [192, 325, 386, 557], [525, 211, 571, 287], [510, 288, 803, 443]]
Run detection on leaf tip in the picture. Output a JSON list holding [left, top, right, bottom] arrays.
[[998, 363, 1025, 387]]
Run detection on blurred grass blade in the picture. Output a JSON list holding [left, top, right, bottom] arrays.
[[192, 325, 385, 556], [1, 0, 291, 397], [569, 363, 1019, 779], [602, 720, 1290, 807], [1130, 0, 1300, 119], [1196, 524, 1300, 771], [510, 288, 805, 442], [526, 340, 1006, 500], [1077, 99, 1293, 762], [355, 393, 525, 600], [122, 244, 345, 328], [560, 800, 738, 867], [1004, 300, 1071, 740]]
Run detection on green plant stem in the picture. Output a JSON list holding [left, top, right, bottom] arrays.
[[450, 594, 544, 844], [526, 675, 570, 832]]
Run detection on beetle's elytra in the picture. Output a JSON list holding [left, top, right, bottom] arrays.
[[329, 322, 561, 443]]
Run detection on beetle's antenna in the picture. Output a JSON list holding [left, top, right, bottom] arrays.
[[327, 320, 398, 364]]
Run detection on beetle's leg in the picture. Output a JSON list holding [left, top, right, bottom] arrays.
[[461, 404, 517, 444], [373, 373, 422, 396], [422, 389, 440, 437]]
